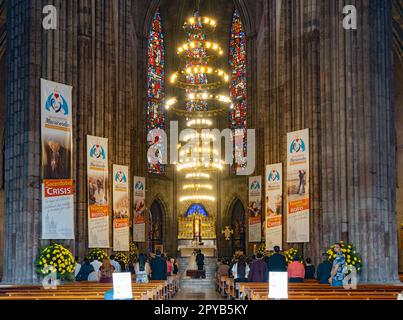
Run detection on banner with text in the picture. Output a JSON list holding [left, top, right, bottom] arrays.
[[265, 164, 283, 249], [286, 129, 309, 243], [113, 165, 130, 251], [133, 177, 146, 242], [41, 79, 74, 239], [248, 176, 262, 243], [87, 135, 110, 248]]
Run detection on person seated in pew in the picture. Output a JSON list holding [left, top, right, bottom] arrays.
[[99, 258, 115, 283], [74, 256, 81, 278], [75, 258, 95, 281], [288, 254, 305, 283], [304, 257, 316, 279], [248, 253, 268, 282], [90, 256, 103, 281], [110, 254, 121, 273], [316, 253, 332, 284]]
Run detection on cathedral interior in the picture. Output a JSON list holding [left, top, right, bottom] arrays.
[[0, 0, 402, 286]]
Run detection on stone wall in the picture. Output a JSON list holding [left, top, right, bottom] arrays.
[[394, 51, 403, 273], [254, 0, 399, 282]]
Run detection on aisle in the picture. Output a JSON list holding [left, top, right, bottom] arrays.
[[173, 257, 223, 300]]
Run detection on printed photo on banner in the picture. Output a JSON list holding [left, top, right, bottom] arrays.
[[41, 79, 74, 240], [113, 165, 130, 252], [265, 164, 283, 249], [248, 176, 262, 243], [87, 135, 110, 248], [287, 129, 310, 243], [133, 177, 146, 242], [41, 79, 73, 180]]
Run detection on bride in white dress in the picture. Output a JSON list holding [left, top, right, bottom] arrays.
[[185, 250, 197, 273]]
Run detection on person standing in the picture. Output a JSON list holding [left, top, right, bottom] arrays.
[[150, 249, 168, 280], [329, 243, 345, 286], [248, 253, 268, 282], [316, 253, 333, 284], [304, 257, 316, 279], [267, 246, 287, 273], [288, 254, 305, 283], [230, 256, 249, 299], [196, 250, 205, 271], [135, 253, 151, 283]]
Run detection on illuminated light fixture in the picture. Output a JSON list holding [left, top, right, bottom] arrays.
[[185, 173, 210, 179], [166, 98, 177, 109], [187, 119, 213, 127], [204, 18, 210, 24], [189, 17, 195, 24], [202, 92, 208, 99], [183, 184, 213, 191], [179, 195, 215, 202], [190, 42, 195, 48], [188, 93, 195, 100], [210, 20, 216, 26]]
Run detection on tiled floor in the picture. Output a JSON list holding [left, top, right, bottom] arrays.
[[173, 284, 223, 300]]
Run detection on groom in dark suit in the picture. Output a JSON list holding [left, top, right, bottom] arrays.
[[196, 250, 205, 271]]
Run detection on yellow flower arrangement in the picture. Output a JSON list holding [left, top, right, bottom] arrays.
[[35, 243, 76, 281], [284, 248, 304, 264], [115, 252, 129, 265], [86, 248, 108, 262], [327, 241, 362, 272]]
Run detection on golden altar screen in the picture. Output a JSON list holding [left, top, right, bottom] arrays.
[[178, 215, 216, 239]]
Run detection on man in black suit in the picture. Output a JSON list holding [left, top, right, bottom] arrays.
[[150, 249, 167, 280], [44, 140, 71, 180], [267, 246, 287, 276], [196, 249, 205, 271]]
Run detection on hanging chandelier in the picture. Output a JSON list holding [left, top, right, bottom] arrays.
[[167, 6, 232, 204]]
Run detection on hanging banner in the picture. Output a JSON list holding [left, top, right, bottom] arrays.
[[41, 79, 74, 239], [265, 164, 283, 250], [87, 135, 110, 248], [248, 176, 262, 243], [286, 129, 309, 243], [113, 165, 130, 251], [133, 177, 146, 242]]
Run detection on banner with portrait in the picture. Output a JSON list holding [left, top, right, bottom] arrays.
[[286, 129, 309, 243], [113, 165, 130, 251], [87, 135, 110, 248], [265, 163, 283, 249], [133, 177, 146, 242], [41, 79, 74, 239], [248, 176, 262, 243]]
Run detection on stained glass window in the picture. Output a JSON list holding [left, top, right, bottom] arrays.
[[186, 203, 208, 217], [147, 10, 166, 174], [229, 10, 247, 170]]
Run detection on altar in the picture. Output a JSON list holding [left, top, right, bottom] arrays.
[[177, 243, 217, 257]]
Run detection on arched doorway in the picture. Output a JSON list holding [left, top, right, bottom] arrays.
[[148, 199, 164, 253], [230, 199, 246, 254]]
